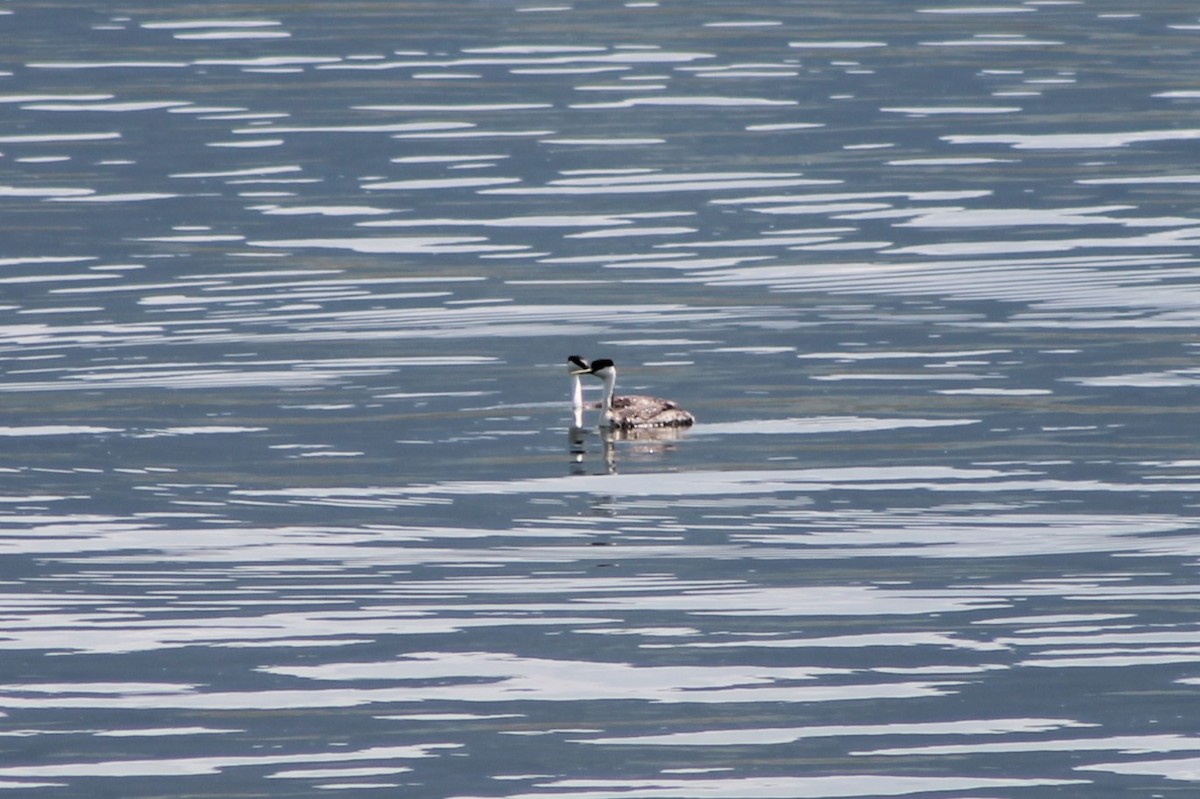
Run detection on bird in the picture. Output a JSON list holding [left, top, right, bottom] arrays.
[[566, 354, 593, 427], [572, 357, 695, 429]]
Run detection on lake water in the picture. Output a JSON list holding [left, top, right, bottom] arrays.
[[3, 1, 1200, 796]]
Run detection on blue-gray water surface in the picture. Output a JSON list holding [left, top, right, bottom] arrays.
[[4, 1, 1200, 796]]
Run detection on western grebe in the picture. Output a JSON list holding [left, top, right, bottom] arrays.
[[574, 357, 695, 429], [567, 354, 591, 427]]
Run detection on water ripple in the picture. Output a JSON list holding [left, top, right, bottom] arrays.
[[3, 2, 1200, 796]]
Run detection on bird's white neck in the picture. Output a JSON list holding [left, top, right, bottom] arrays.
[[570, 374, 585, 427], [571, 374, 584, 410], [599, 368, 617, 426]]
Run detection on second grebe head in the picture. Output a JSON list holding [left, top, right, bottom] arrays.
[[585, 358, 616, 380]]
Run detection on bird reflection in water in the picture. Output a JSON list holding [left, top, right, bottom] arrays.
[[568, 415, 689, 475]]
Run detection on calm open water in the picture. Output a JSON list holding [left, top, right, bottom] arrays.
[[4, 1, 1200, 796]]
